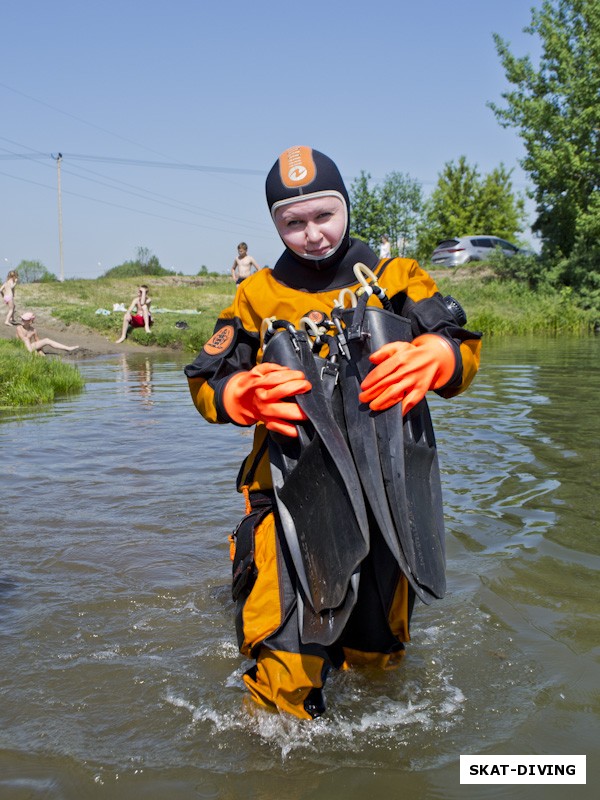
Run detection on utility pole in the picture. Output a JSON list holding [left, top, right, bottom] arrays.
[[52, 153, 64, 281]]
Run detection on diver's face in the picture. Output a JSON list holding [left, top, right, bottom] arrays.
[[274, 196, 346, 260]]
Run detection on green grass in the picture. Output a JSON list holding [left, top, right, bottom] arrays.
[[0, 339, 85, 407], [432, 266, 597, 335], [14, 268, 599, 353], [18, 274, 236, 353]]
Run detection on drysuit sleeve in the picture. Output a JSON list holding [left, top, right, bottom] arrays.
[[389, 261, 482, 398], [184, 298, 261, 424]]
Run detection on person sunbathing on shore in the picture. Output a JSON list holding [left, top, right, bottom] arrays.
[[116, 285, 153, 343], [16, 312, 79, 356]]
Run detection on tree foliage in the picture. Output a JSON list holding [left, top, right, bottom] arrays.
[[554, 189, 600, 304], [490, 0, 600, 262], [380, 172, 424, 256], [16, 259, 58, 283], [349, 171, 424, 256], [350, 159, 524, 263], [349, 171, 384, 248], [418, 156, 525, 259]]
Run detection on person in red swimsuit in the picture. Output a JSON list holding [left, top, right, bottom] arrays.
[[116, 285, 153, 343]]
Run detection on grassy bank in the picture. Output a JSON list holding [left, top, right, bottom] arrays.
[[434, 265, 596, 335], [0, 340, 85, 408], [18, 274, 233, 353], [15, 268, 598, 351]]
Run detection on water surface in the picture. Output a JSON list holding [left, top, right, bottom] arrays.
[[0, 341, 598, 799]]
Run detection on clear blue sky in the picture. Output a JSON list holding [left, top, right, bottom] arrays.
[[1, 0, 541, 279]]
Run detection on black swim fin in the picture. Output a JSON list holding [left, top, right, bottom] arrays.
[[336, 296, 446, 602], [262, 323, 370, 644]]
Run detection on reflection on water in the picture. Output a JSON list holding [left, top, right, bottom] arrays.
[[0, 339, 598, 799], [117, 354, 154, 406]]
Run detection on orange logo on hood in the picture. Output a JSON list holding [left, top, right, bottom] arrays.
[[279, 146, 316, 189], [204, 325, 234, 355]]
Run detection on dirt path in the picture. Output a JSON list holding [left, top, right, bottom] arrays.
[[0, 309, 176, 358]]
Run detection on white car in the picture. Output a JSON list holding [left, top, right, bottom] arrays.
[[430, 236, 528, 267]]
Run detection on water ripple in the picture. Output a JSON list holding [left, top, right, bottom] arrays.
[[1, 342, 599, 797]]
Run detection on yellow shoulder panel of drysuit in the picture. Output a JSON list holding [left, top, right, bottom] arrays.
[[377, 257, 440, 302]]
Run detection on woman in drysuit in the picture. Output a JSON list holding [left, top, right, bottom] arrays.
[[185, 145, 482, 719]]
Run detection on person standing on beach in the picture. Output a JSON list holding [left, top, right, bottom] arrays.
[[231, 243, 260, 285], [1, 270, 18, 326]]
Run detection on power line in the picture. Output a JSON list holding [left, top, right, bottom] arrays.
[[66, 153, 266, 175], [0, 139, 272, 234], [0, 147, 264, 175], [0, 167, 275, 239], [0, 148, 531, 190], [0, 151, 264, 175], [0, 81, 188, 163], [59, 161, 271, 231]]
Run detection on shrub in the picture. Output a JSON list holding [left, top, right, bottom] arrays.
[[197, 265, 221, 278], [488, 250, 548, 290], [102, 247, 175, 279], [102, 260, 175, 279]]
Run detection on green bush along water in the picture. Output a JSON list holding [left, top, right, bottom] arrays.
[[0, 340, 85, 408], [436, 266, 596, 335]]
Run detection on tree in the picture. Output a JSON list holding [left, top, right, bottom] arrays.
[[554, 186, 600, 301], [135, 246, 162, 273], [490, 0, 600, 259], [379, 172, 424, 257], [349, 171, 384, 248], [476, 164, 526, 236], [16, 259, 57, 283], [418, 156, 525, 259], [350, 170, 425, 256], [419, 157, 481, 258]]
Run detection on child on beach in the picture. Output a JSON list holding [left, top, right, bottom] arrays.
[[116, 285, 153, 343], [231, 243, 260, 285], [16, 312, 79, 356], [1, 270, 18, 326]]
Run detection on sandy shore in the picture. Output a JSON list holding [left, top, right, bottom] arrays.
[[0, 308, 175, 357]]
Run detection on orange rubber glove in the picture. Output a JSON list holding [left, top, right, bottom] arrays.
[[222, 362, 311, 437], [358, 333, 456, 415]]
